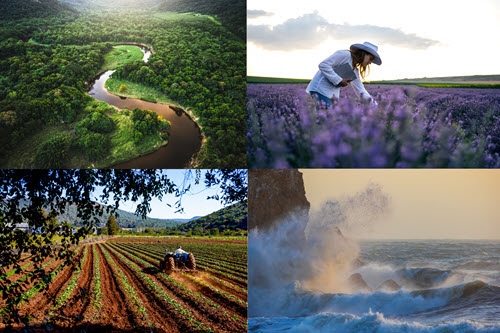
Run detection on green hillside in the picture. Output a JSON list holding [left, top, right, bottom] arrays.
[[58, 204, 186, 229], [367, 74, 500, 84], [14, 199, 185, 229], [172, 201, 247, 232], [0, 0, 77, 20], [157, 0, 246, 40]]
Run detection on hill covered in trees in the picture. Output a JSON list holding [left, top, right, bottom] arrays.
[[171, 201, 247, 233], [0, 0, 77, 20], [0, 0, 245, 168], [58, 204, 187, 229], [157, 0, 246, 40]]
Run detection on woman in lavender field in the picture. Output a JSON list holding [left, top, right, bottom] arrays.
[[307, 41, 382, 107]]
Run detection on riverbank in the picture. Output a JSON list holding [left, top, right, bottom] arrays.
[[89, 43, 206, 168]]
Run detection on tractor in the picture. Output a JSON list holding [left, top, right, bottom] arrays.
[[159, 249, 196, 272]]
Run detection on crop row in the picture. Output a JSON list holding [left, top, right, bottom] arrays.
[[115, 241, 248, 296], [134, 243, 247, 266], [114, 243, 246, 289], [124, 244, 247, 284], [1, 250, 70, 296], [139, 243, 247, 263], [92, 244, 102, 312], [98, 244, 153, 330], [102, 243, 212, 333], [52, 245, 89, 312], [110, 242, 247, 325], [136, 244, 247, 279], [109, 243, 247, 330]]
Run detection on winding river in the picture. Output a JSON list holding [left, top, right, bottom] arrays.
[[88, 47, 202, 168]]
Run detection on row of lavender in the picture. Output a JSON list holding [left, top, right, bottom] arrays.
[[247, 84, 500, 168]]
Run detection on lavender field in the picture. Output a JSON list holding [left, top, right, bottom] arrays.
[[247, 84, 500, 168]]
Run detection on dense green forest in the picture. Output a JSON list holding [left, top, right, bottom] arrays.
[[0, 0, 246, 168], [170, 201, 247, 233], [16, 199, 187, 229], [59, 204, 186, 229], [158, 0, 246, 40]]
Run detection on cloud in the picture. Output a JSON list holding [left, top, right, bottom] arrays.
[[248, 12, 441, 51], [248, 9, 274, 19]]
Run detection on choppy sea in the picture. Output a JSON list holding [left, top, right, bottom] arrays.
[[249, 240, 500, 332]]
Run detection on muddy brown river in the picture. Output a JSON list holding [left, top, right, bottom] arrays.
[[88, 47, 202, 168]]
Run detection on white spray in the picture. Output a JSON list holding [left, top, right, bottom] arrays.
[[248, 183, 390, 317]]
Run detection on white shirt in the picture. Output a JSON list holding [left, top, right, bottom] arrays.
[[306, 50, 377, 105], [174, 248, 187, 255]]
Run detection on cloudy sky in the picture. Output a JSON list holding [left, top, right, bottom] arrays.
[[302, 170, 500, 239], [248, 0, 500, 80]]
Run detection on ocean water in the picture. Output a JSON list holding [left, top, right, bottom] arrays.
[[249, 240, 500, 333]]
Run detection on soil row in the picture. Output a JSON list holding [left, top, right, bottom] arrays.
[[110, 243, 247, 322]]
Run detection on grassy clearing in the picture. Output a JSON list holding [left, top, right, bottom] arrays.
[[100, 45, 144, 72], [95, 109, 167, 168], [106, 77, 181, 106], [152, 11, 212, 23]]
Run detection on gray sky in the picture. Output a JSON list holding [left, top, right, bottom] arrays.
[[248, 0, 500, 80], [302, 170, 500, 239]]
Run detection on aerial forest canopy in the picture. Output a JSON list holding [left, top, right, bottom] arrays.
[[0, 0, 246, 168]]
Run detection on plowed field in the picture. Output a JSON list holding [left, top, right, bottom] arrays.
[[0, 237, 247, 332]]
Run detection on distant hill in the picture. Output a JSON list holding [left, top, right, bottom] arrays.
[[248, 74, 500, 85], [172, 202, 247, 232], [157, 0, 246, 40], [58, 204, 187, 229], [248, 76, 311, 84], [174, 216, 202, 223], [0, 0, 77, 20], [14, 199, 185, 229], [367, 74, 500, 85]]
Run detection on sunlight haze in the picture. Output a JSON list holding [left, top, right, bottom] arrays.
[[302, 170, 500, 239]]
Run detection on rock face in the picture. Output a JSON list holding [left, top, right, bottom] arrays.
[[248, 169, 310, 231], [347, 273, 372, 292], [376, 279, 401, 292]]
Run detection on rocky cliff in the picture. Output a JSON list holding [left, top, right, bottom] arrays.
[[248, 169, 310, 231]]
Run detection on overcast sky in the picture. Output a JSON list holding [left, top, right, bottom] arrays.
[[248, 0, 500, 80], [302, 169, 500, 239]]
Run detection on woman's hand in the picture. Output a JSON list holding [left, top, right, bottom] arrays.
[[339, 78, 352, 87]]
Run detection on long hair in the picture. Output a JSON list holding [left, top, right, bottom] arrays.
[[350, 49, 371, 80]]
